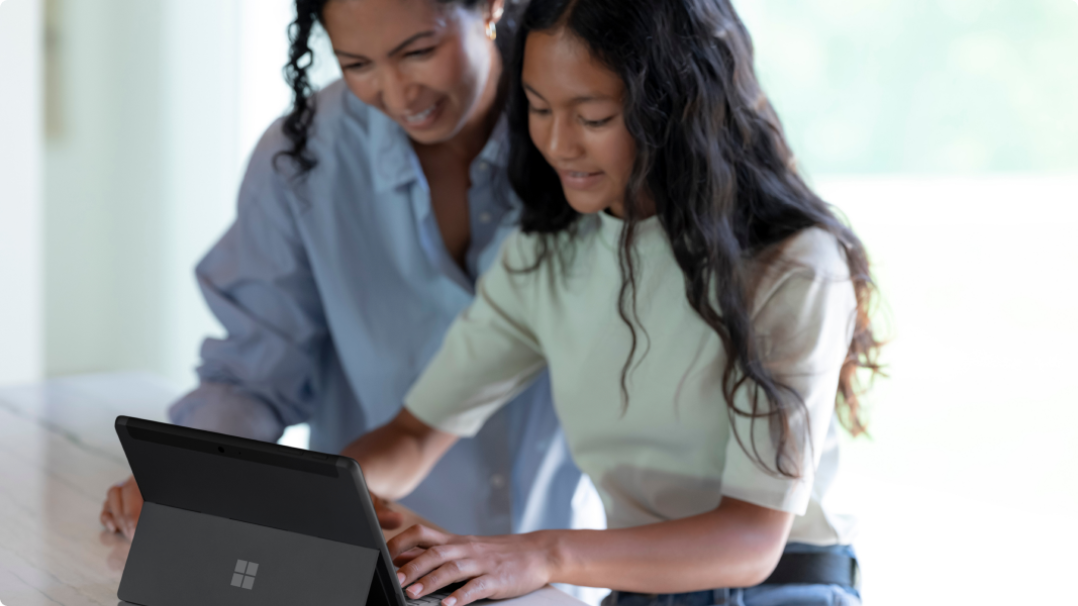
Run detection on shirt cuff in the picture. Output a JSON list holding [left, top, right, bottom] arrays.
[[720, 472, 813, 515], [168, 382, 285, 443]]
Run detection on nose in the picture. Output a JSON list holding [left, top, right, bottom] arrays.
[[545, 114, 583, 162], [377, 65, 419, 115]]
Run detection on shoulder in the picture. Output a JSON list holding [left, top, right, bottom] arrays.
[[778, 227, 851, 280], [499, 216, 600, 274], [749, 227, 853, 315], [244, 79, 378, 186], [499, 229, 543, 268]]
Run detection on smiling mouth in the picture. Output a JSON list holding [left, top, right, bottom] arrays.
[[403, 101, 440, 125], [559, 169, 604, 179], [557, 169, 605, 190]]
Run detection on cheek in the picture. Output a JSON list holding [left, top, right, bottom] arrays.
[[595, 130, 637, 186], [421, 45, 472, 98], [529, 117, 551, 162], [341, 72, 378, 107]]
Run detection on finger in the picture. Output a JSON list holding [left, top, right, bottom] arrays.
[[444, 575, 499, 606], [397, 544, 463, 592], [100, 506, 118, 534], [411, 559, 479, 599], [370, 493, 405, 530], [120, 480, 142, 538], [105, 486, 124, 530], [391, 547, 427, 567], [378, 508, 404, 530], [386, 525, 448, 559]]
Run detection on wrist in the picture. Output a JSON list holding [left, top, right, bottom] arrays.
[[537, 529, 574, 584]]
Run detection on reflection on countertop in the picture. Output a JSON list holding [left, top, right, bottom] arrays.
[[0, 372, 585, 606], [0, 372, 176, 606]]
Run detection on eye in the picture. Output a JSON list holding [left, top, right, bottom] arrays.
[[342, 60, 370, 72], [581, 115, 615, 128], [527, 103, 551, 116], [404, 47, 436, 58]]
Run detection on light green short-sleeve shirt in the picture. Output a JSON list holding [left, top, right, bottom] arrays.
[[406, 212, 858, 545]]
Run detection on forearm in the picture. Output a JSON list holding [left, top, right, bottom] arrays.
[[548, 497, 793, 592], [341, 409, 457, 500]]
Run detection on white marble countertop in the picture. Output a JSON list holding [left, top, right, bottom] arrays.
[[0, 372, 175, 606], [0, 372, 583, 606]]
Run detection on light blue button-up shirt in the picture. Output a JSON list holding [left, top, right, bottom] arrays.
[[168, 79, 586, 537]]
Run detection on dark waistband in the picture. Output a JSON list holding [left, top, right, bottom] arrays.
[[604, 543, 858, 606]]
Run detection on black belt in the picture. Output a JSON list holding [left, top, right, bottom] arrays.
[[760, 551, 860, 589]]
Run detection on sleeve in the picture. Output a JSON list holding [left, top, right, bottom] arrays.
[[168, 125, 329, 441], [719, 230, 857, 515], [405, 233, 547, 437]]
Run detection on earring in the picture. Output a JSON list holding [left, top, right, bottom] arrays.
[[486, 21, 497, 41]]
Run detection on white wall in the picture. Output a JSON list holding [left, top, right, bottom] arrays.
[[157, 0, 243, 384], [44, 0, 168, 379], [0, 0, 44, 386], [41, 0, 320, 389], [816, 174, 1078, 605]]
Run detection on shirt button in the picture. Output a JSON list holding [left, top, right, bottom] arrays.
[[478, 161, 489, 171], [478, 211, 493, 224], [490, 473, 507, 489]]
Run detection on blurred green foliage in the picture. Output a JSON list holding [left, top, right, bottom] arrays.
[[737, 0, 1078, 174]]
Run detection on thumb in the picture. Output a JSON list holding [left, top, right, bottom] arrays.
[[377, 508, 405, 530]]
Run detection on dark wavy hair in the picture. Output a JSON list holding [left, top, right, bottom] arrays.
[[276, 0, 523, 176], [507, 0, 884, 478]]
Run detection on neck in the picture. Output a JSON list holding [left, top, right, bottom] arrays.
[[607, 193, 656, 220], [413, 49, 504, 165]]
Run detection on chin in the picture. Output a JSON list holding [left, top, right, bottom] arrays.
[[403, 122, 456, 145], [564, 192, 614, 216], [401, 106, 465, 145]]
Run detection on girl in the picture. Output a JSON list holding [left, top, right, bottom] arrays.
[[343, 0, 882, 604], [100, 0, 596, 549]]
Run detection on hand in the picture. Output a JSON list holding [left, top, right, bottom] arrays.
[[100, 475, 143, 539], [371, 491, 404, 530], [388, 525, 558, 606]]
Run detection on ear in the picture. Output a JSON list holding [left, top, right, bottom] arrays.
[[487, 0, 505, 25]]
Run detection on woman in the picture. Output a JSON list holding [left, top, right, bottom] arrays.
[[340, 0, 883, 604], [99, 0, 596, 547]]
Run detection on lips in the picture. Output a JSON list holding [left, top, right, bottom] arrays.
[[404, 104, 437, 124], [557, 169, 605, 190], [401, 98, 444, 129]]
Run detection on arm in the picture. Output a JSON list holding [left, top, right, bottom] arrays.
[[389, 230, 857, 605], [173, 156, 330, 437], [388, 497, 792, 606], [101, 125, 329, 537], [341, 409, 459, 501], [353, 232, 546, 498], [549, 497, 792, 590]]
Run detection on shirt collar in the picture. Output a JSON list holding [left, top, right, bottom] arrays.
[[477, 114, 511, 170], [597, 211, 666, 252], [366, 103, 421, 193]]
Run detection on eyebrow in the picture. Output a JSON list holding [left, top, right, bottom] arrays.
[[334, 30, 437, 61], [522, 83, 614, 105]]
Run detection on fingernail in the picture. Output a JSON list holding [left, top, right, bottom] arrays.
[[397, 572, 405, 584], [106, 521, 116, 533], [443, 598, 457, 606], [408, 584, 423, 597]]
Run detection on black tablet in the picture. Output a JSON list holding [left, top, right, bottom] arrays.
[[115, 415, 408, 606]]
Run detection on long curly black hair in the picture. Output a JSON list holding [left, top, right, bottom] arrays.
[[507, 0, 885, 478], [276, 0, 523, 176]]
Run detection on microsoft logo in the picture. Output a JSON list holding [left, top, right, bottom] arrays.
[[231, 559, 259, 590]]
